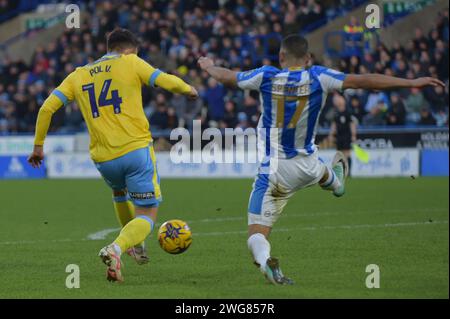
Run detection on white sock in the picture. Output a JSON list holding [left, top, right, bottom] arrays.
[[112, 243, 122, 256], [247, 233, 271, 272], [320, 167, 341, 191]]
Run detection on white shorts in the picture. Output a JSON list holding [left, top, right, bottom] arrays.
[[247, 151, 326, 227]]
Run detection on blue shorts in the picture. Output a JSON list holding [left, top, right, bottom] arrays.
[[95, 145, 161, 207]]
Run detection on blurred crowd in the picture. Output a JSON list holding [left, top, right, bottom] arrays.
[[0, 0, 18, 17], [322, 12, 449, 128], [0, 0, 448, 136]]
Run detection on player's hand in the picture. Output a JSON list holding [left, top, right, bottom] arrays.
[[410, 77, 445, 88], [27, 145, 44, 168], [198, 57, 214, 70], [186, 85, 199, 100]]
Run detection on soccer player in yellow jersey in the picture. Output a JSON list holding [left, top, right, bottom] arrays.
[[28, 28, 199, 282]]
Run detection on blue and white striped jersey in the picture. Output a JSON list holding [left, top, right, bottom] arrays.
[[236, 65, 347, 159]]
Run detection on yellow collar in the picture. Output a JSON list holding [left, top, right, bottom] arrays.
[[287, 66, 304, 71]]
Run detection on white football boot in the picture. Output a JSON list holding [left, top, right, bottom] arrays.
[[331, 151, 349, 197], [99, 244, 124, 282], [256, 257, 294, 285]]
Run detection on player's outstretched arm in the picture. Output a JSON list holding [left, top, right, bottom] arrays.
[[198, 57, 238, 87], [343, 74, 445, 90], [28, 95, 62, 168], [154, 73, 199, 100], [134, 55, 198, 99]]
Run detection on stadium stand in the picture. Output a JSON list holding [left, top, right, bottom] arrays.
[[0, 0, 448, 137]]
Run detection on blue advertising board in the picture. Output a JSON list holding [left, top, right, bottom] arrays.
[[421, 150, 449, 176], [0, 156, 46, 179]]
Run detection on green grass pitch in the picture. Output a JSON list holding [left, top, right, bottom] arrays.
[[0, 177, 448, 298]]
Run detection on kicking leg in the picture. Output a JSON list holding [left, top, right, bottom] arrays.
[[319, 151, 348, 197], [99, 205, 156, 282], [99, 146, 161, 282], [113, 205, 156, 255]]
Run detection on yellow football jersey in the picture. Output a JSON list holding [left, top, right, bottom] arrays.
[[34, 53, 191, 162]]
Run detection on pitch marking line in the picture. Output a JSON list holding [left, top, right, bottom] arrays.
[[87, 227, 120, 240], [185, 207, 446, 225], [1, 208, 443, 244], [189, 208, 446, 224], [194, 220, 449, 237], [0, 220, 447, 245]]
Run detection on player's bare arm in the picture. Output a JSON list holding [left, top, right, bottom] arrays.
[[198, 57, 238, 87], [343, 73, 445, 90]]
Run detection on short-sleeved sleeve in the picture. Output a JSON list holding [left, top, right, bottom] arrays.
[[52, 71, 76, 106], [313, 66, 347, 93], [131, 54, 160, 87], [236, 65, 278, 91]]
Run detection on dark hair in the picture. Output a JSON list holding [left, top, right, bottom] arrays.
[[281, 34, 309, 59], [106, 28, 140, 51]]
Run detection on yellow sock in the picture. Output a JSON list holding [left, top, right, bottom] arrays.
[[113, 200, 135, 227], [114, 216, 154, 253]]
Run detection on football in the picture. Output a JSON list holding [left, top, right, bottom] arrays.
[[157, 219, 193, 254]]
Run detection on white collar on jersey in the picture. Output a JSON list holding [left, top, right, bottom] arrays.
[[103, 52, 120, 58]]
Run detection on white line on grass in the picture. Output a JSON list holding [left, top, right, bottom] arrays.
[[1, 208, 443, 245], [83, 212, 342, 240], [194, 220, 449, 236], [0, 220, 447, 245], [0, 238, 86, 245], [86, 227, 120, 240], [186, 207, 446, 224]]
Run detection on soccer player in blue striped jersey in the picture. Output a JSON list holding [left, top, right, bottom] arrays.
[[198, 34, 444, 285]]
